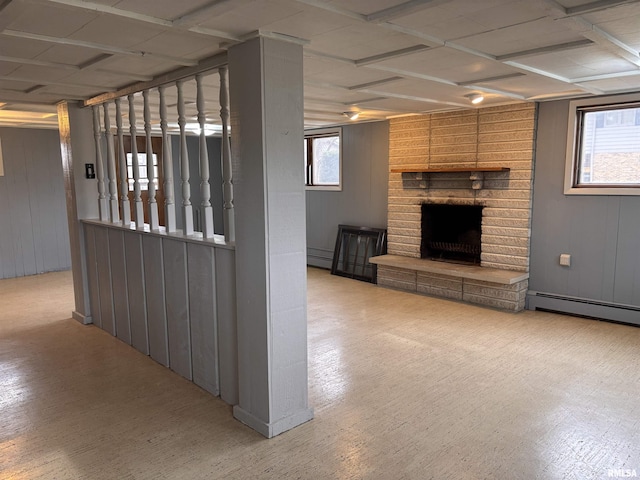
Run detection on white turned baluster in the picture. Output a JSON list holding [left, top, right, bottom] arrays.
[[128, 94, 145, 228], [115, 98, 131, 226], [92, 106, 108, 221], [159, 86, 176, 233], [103, 102, 120, 223], [196, 74, 215, 238], [219, 66, 235, 243], [143, 90, 159, 230], [176, 79, 194, 235]]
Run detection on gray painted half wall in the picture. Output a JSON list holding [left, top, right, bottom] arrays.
[[306, 121, 389, 268], [0, 127, 71, 279], [528, 100, 640, 324]]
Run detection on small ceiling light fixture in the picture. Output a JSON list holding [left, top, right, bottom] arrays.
[[465, 93, 484, 105], [343, 111, 360, 120]]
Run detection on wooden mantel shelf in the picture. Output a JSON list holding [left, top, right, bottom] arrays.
[[390, 166, 510, 173]]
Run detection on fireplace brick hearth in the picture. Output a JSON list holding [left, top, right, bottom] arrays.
[[374, 103, 537, 311]]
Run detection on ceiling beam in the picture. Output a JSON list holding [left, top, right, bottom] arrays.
[[347, 77, 404, 90], [172, 0, 238, 27], [365, 0, 447, 23], [457, 73, 526, 86], [355, 45, 431, 66], [570, 70, 640, 82], [565, 0, 640, 16], [357, 88, 471, 108], [496, 39, 594, 61]]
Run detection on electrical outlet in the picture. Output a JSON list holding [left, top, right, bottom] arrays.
[[559, 254, 571, 266]]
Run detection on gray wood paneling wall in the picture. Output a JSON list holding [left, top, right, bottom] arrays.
[[83, 222, 238, 403], [305, 121, 389, 268], [0, 127, 71, 279], [528, 100, 640, 324]]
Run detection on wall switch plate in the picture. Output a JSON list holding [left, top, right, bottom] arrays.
[[559, 254, 571, 266]]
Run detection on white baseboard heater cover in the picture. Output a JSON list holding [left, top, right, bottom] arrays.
[[526, 291, 640, 326]]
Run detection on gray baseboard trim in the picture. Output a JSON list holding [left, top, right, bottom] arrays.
[[526, 291, 640, 326], [307, 247, 333, 270], [233, 405, 314, 438], [72, 310, 93, 325]]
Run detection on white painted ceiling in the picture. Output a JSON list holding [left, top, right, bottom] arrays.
[[1, 0, 640, 130]]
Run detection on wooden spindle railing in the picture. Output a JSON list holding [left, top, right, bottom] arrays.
[[103, 102, 120, 223], [128, 94, 144, 228], [92, 106, 108, 221], [219, 66, 235, 243], [143, 90, 159, 230], [159, 85, 176, 233], [176, 79, 194, 235], [115, 97, 131, 226], [196, 74, 215, 238]]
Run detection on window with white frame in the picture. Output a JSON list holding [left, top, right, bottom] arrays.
[[127, 153, 159, 191], [304, 128, 341, 190], [565, 93, 640, 195]]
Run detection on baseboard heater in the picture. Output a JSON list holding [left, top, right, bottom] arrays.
[[527, 291, 640, 326]]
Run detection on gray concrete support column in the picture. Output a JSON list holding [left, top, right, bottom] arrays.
[[58, 101, 99, 324], [229, 36, 313, 438]]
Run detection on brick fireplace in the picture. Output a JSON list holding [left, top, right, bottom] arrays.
[[371, 103, 537, 311]]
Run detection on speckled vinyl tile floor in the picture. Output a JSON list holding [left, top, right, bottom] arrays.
[[1, 267, 639, 479]]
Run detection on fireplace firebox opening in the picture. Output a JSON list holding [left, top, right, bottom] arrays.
[[421, 204, 483, 265]]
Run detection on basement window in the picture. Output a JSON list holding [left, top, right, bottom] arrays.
[[565, 93, 640, 195], [305, 128, 341, 190]]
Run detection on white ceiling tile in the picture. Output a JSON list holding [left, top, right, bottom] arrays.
[[112, 0, 214, 20], [34, 45, 105, 66], [577, 75, 640, 93], [9, 65, 74, 83], [326, 0, 408, 16], [453, 18, 584, 56], [304, 56, 399, 86], [197, 0, 304, 36], [4, 3, 96, 38], [0, 79, 38, 91], [0, 62, 20, 76], [69, 15, 167, 48], [132, 30, 222, 58], [0, 35, 53, 59], [371, 46, 517, 82], [305, 23, 419, 59], [516, 45, 637, 79], [582, 2, 640, 24], [261, 8, 355, 40]]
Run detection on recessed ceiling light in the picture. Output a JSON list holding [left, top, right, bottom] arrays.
[[343, 111, 360, 120], [465, 93, 484, 105]]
